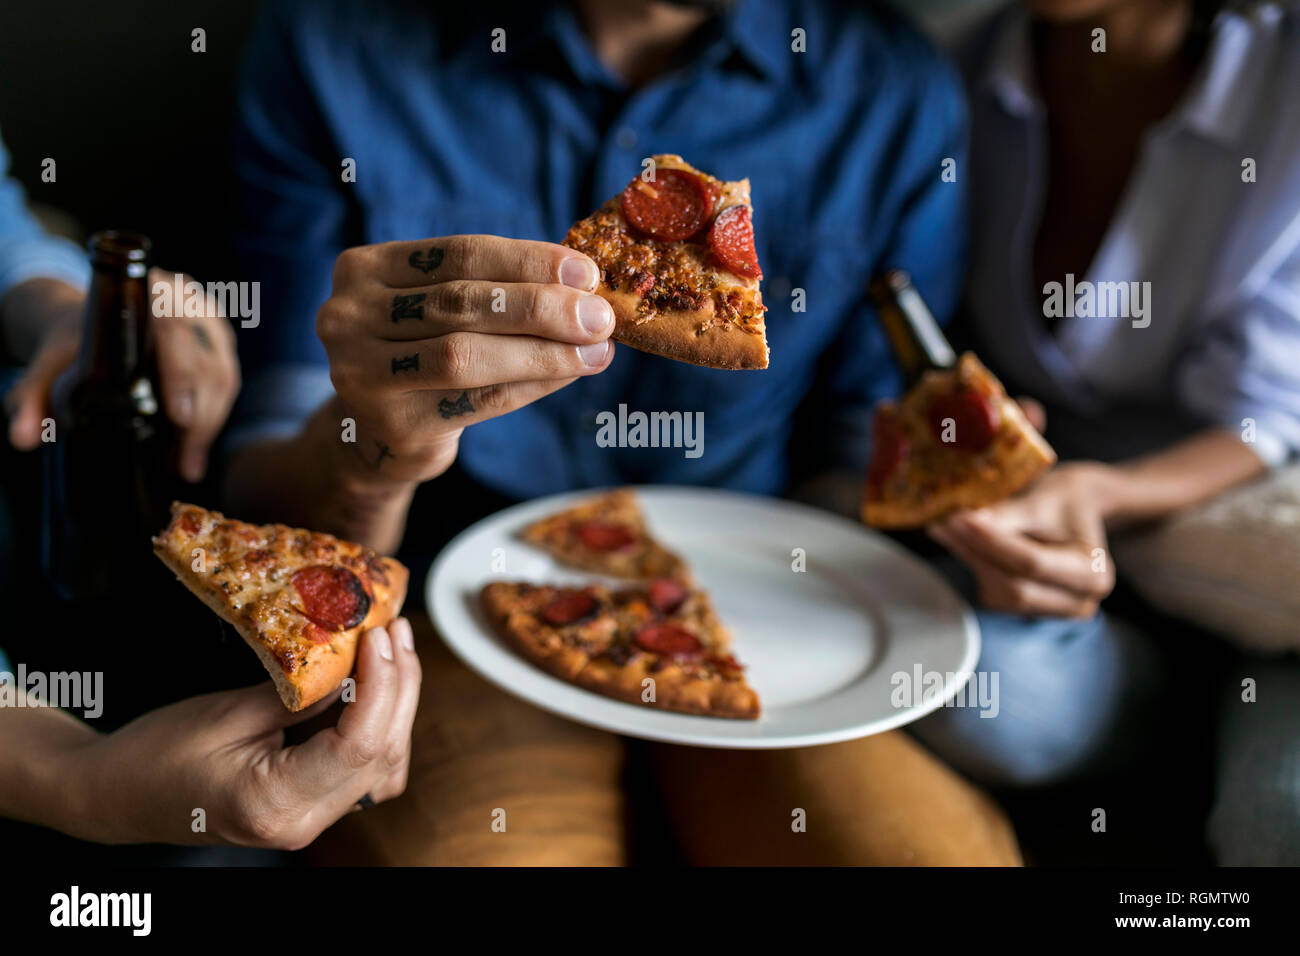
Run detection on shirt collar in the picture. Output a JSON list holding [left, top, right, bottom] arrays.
[[454, 0, 789, 87], [980, 6, 1039, 120], [1173, 8, 1279, 144]]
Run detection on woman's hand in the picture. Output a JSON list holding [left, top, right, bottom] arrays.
[[927, 463, 1117, 618], [59, 620, 421, 850]]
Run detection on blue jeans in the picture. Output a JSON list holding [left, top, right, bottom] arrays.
[[910, 597, 1165, 787]]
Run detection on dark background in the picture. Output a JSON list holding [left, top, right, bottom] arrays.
[[0, 0, 983, 276], [0, 0, 274, 728], [0, 0, 262, 278]]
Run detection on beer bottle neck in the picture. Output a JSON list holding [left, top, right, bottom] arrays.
[[78, 232, 151, 382], [870, 270, 957, 388]]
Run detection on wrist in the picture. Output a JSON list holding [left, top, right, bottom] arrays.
[[1067, 461, 1129, 524], [44, 733, 127, 843], [308, 399, 423, 551], [0, 278, 84, 363], [318, 398, 422, 501]]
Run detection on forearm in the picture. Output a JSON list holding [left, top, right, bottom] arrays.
[[0, 694, 102, 839], [0, 277, 83, 363], [222, 395, 418, 552], [1089, 428, 1268, 530]]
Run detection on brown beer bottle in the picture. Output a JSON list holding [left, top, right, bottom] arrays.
[[42, 231, 177, 600], [868, 269, 957, 388]]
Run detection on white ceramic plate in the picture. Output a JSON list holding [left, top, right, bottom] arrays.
[[428, 486, 978, 749]]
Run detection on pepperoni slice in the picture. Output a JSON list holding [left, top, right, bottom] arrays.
[[707, 204, 762, 279], [867, 410, 909, 490], [291, 565, 371, 631], [576, 521, 639, 553], [178, 509, 203, 534], [648, 578, 688, 615], [708, 652, 745, 672], [927, 386, 1001, 452], [541, 591, 598, 626], [702, 179, 722, 215], [635, 622, 705, 661], [306, 623, 334, 645], [621, 168, 712, 241]]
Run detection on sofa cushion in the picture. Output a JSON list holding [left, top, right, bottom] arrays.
[[1113, 465, 1300, 655]]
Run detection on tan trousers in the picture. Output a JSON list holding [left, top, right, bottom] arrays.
[[310, 621, 1021, 866]]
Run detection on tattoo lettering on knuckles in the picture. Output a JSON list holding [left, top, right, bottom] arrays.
[[438, 391, 475, 419], [391, 354, 419, 374], [391, 293, 426, 323], [409, 246, 444, 275], [189, 322, 215, 352]]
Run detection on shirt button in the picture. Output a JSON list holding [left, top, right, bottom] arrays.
[[615, 127, 638, 150]]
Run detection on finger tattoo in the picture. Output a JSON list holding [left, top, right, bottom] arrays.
[[190, 322, 215, 352], [409, 246, 444, 275], [391, 293, 426, 323], [391, 354, 419, 374], [438, 391, 474, 419]]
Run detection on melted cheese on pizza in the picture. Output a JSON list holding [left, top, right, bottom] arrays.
[[158, 506, 387, 675]]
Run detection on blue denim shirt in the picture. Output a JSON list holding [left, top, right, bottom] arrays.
[[0, 132, 89, 305], [231, 0, 968, 499]]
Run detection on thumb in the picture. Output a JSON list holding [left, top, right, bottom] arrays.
[[208, 682, 344, 743], [1014, 395, 1047, 435], [5, 341, 75, 449]]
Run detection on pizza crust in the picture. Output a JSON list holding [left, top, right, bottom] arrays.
[[860, 437, 1050, 527], [601, 285, 769, 371]]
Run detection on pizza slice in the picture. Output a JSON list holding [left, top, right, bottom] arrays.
[[153, 502, 409, 711], [563, 153, 768, 370], [520, 488, 690, 583], [862, 352, 1057, 529], [481, 578, 759, 719]]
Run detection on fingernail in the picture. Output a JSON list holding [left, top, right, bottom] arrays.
[[371, 626, 393, 661], [578, 341, 610, 367], [560, 257, 599, 291], [393, 617, 415, 652], [578, 295, 613, 335]]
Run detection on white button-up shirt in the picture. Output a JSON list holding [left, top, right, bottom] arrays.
[[955, 4, 1300, 465]]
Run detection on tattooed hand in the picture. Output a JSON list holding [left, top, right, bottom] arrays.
[[316, 235, 614, 484]]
